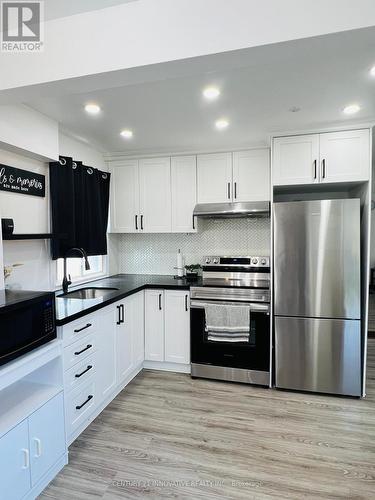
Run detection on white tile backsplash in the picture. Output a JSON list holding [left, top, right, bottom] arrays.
[[116, 218, 270, 275]]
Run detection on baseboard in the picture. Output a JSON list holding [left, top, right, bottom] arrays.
[[143, 360, 191, 373]]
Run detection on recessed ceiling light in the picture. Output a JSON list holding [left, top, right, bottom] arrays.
[[343, 104, 361, 115], [370, 66, 375, 77], [215, 118, 229, 130], [84, 103, 101, 114], [120, 129, 133, 139], [203, 86, 220, 100]]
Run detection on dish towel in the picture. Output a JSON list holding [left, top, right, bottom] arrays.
[[205, 303, 250, 343]]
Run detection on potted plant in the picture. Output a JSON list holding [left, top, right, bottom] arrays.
[[185, 264, 201, 282]]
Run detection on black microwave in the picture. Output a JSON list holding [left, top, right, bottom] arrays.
[[0, 291, 56, 367]]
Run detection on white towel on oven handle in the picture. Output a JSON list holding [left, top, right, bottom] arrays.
[[204, 303, 250, 332]]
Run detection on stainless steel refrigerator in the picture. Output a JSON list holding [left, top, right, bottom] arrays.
[[274, 199, 361, 396]]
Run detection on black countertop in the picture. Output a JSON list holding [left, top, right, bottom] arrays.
[[55, 274, 201, 326], [0, 289, 54, 313]]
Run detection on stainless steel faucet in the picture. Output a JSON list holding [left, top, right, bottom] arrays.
[[62, 247, 90, 294]]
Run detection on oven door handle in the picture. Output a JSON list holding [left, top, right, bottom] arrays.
[[190, 300, 270, 313]]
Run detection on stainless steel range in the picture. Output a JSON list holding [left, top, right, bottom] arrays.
[[190, 256, 270, 386]]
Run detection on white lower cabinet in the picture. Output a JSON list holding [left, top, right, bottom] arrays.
[[28, 393, 65, 486], [115, 300, 133, 383], [0, 420, 30, 500], [145, 289, 190, 366], [115, 291, 145, 384], [145, 290, 164, 362], [62, 292, 145, 444], [127, 291, 145, 368], [66, 380, 96, 437], [164, 290, 190, 364], [0, 393, 65, 500], [96, 307, 117, 400]]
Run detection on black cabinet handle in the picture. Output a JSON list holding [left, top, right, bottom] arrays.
[[74, 344, 92, 356], [116, 305, 121, 325], [313, 160, 317, 180], [185, 295, 188, 312], [76, 395, 93, 410], [140, 215, 144, 230], [158, 293, 162, 310], [121, 304, 125, 324], [74, 323, 92, 333], [75, 365, 93, 378], [227, 182, 231, 200], [234, 182, 237, 199], [322, 159, 326, 179], [135, 215, 138, 230], [192, 215, 195, 230]]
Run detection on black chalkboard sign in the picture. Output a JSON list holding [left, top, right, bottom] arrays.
[[0, 164, 45, 197]]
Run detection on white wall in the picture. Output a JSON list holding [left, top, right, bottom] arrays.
[[0, 148, 52, 290], [0, 132, 107, 291], [0, 105, 58, 160], [1, 0, 375, 92], [59, 133, 107, 170], [116, 218, 270, 275]]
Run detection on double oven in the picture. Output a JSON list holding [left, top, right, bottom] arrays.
[[190, 256, 270, 386]]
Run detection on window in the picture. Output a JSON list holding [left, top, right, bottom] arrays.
[[56, 255, 105, 283]]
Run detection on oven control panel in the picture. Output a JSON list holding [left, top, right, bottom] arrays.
[[203, 256, 270, 267]]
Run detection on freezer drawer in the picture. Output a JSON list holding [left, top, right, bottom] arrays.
[[274, 199, 360, 319], [275, 317, 361, 396]]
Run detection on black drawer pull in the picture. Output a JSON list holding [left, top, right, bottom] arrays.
[[74, 323, 92, 333], [76, 394, 93, 410], [74, 344, 92, 356], [75, 365, 93, 378]]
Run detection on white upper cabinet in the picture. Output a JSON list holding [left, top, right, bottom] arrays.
[[110, 160, 140, 232], [171, 156, 197, 232], [273, 135, 319, 186], [233, 149, 270, 201], [197, 152, 233, 203], [272, 129, 370, 186], [109, 147, 274, 233], [139, 157, 172, 232], [164, 290, 190, 364], [319, 129, 370, 183]]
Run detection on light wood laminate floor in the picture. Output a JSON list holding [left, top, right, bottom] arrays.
[[40, 340, 375, 499]]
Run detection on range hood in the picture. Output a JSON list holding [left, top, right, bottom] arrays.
[[193, 201, 270, 219]]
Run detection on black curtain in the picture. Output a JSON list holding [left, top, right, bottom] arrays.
[[49, 156, 110, 259]]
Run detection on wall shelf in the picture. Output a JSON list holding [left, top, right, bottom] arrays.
[[3, 233, 65, 241]]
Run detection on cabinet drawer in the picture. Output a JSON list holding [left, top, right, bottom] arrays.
[[63, 332, 97, 371], [61, 315, 98, 346], [64, 354, 97, 393], [65, 380, 96, 437]]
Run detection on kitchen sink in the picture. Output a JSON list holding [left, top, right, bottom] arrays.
[[61, 287, 119, 300]]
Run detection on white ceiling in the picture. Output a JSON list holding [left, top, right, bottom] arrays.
[[27, 27, 375, 155], [44, 0, 137, 21]]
